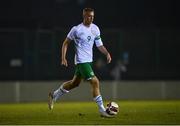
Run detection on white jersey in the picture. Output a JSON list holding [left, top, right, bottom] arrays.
[[67, 23, 103, 64]]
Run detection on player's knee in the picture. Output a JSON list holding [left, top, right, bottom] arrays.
[[90, 76, 99, 85]]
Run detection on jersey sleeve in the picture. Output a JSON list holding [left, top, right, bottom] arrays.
[[67, 26, 76, 41], [94, 26, 103, 47]]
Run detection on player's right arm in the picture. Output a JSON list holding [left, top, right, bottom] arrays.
[[61, 38, 71, 67], [61, 26, 76, 66]]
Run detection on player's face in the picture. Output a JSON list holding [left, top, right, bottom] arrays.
[[83, 11, 94, 26]]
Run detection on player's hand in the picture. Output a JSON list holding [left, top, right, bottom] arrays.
[[106, 53, 112, 64], [61, 58, 68, 67]]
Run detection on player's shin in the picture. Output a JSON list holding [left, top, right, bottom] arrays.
[[94, 95, 106, 112]]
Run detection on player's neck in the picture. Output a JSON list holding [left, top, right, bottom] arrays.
[[83, 22, 91, 27]]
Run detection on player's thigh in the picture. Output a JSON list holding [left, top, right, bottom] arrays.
[[78, 63, 95, 80]]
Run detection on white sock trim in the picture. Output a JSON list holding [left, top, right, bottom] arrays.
[[94, 95, 106, 112], [60, 84, 69, 93], [94, 95, 101, 101]]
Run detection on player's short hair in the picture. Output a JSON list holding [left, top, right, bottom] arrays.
[[83, 8, 94, 13]]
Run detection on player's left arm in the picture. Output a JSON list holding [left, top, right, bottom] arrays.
[[97, 45, 112, 63]]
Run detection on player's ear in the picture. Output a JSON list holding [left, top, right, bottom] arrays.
[[82, 12, 85, 18]]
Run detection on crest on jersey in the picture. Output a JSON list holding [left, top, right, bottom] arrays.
[[91, 28, 97, 36]]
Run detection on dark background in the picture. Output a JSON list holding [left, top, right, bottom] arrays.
[[0, 0, 179, 80]]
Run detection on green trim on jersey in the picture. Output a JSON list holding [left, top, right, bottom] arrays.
[[75, 62, 95, 80], [95, 36, 101, 40]]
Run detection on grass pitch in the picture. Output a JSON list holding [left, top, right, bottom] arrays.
[[0, 101, 180, 125]]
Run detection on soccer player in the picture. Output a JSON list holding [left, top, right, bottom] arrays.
[[48, 8, 112, 117]]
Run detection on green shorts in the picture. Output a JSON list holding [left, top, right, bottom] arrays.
[[75, 62, 95, 80]]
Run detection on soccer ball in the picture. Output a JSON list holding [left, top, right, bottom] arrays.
[[106, 101, 119, 115]]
